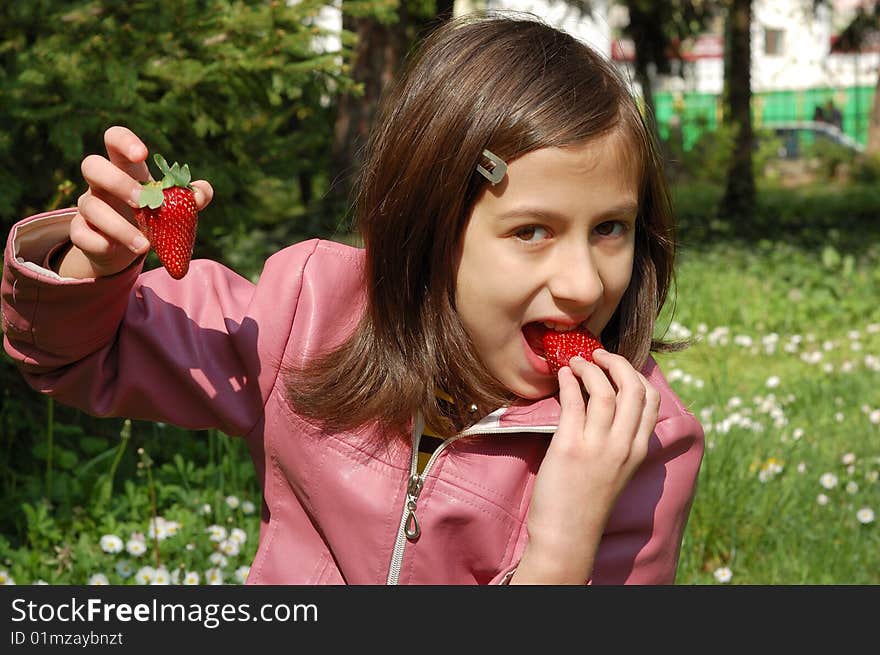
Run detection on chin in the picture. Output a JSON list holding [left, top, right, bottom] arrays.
[[506, 377, 558, 402]]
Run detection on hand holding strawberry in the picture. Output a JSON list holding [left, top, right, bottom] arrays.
[[135, 154, 199, 280], [62, 127, 212, 281]]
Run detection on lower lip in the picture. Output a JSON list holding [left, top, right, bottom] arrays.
[[521, 330, 552, 376]]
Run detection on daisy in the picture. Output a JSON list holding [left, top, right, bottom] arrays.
[[820, 473, 838, 490], [0, 570, 15, 585], [713, 567, 732, 583], [241, 501, 256, 515], [183, 571, 200, 585], [88, 573, 110, 585], [151, 567, 170, 585], [206, 525, 227, 542], [126, 539, 147, 557], [226, 495, 240, 510], [115, 561, 133, 579], [230, 528, 247, 544], [205, 568, 224, 585], [234, 566, 250, 584], [135, 566, 155, 585], [100, 535, 124, 554], [856, 508, 875, 524]]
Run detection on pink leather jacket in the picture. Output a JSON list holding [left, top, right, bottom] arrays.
[[2, 209, 704, 585]]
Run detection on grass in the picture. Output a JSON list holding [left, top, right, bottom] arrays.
[[657, 183, 880, 584]]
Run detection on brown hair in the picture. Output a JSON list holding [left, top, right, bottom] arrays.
[[285, 11, 679, 440]]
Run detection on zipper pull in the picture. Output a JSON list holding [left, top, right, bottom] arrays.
[[404, 474, 423, 541]]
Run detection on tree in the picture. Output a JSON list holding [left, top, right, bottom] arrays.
[[0, 0, 353, 276], [719, 0, 755, 221], [323, 0, 453, 234]]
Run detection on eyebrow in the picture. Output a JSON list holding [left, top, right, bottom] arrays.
[[496, 203, 639, 222]]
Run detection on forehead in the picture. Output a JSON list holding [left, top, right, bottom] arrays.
[[481, 132, 641, 216]]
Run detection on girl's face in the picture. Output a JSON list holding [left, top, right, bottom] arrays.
[[454, 135, 639, 400]]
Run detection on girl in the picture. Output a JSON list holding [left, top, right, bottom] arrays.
[[1, 12, 703, 584]]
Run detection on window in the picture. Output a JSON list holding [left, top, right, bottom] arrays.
[[765, 28, 784, 56]]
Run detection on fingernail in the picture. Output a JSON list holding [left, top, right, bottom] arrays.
[[129, 187, 141, 208], [569, 356, 584, 365], [129, 145, 145, 161], [131, 235, 149, 252]]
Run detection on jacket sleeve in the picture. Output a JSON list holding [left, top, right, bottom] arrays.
[[2, 209, 319, 438]]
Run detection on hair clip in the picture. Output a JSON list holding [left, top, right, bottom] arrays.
[[477, 149, 507, 185]]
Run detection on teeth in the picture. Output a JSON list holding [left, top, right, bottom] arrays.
[[542, 321, 578, 332]]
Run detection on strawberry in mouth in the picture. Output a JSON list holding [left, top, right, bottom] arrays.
[[523, 322, 603, 375]]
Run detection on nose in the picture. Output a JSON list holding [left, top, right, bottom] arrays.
[[546, 241, 604, 308]]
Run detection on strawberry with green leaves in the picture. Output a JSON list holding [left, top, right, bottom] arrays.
[[135, 154, 199, 280], [542, 328, 604, 375]]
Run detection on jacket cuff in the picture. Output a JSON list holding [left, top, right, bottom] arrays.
[[2, 210, 144, 358], [9, 209, 80, 281]]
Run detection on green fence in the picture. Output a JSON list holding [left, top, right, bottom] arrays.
[[655, 86, 874, 149]]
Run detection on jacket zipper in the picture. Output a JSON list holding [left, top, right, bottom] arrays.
[[385, 412, 556, 585]]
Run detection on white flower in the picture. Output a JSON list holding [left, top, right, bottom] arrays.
[[225, 495, 240, 509], [126, 539, 147, 557], [135, 566, 155, 585], [183, 571, 200, 585], [100, 534, 124, 554], [727, 396, 742, 408], [32, 580, 48, 585], [842, 452, 856, 466], [115, 560, 133, 578], [201, 503, 212, 515], [713, 567, 732, 583], [792, 428, 804, 441], [765, 376, 780, 388], [869, 410, 880, 425], [230, 528, 247, 544], [797, 462, 807, 474], [817, 493, 829, 506], [241, 501, 256, 515], [0, 570, 15, 585], [834, 412, 845, 423], [209, 552, 228, 567], [856, 508, 875, 524], [88, 573, 109, 585], [846, 481, 859, 494], [151, 567, 170, 585], [820, 473, 838, 489], [205, 568, 224, 585], [206, 525, 227, 542], [866, 471, 879, 483], [148, 520, 168, 541], [220, 539, 240, 557], [235, 566, 250, 584]]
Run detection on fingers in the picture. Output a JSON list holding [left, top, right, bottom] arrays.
[[556, 366, 586, 437], [103, 126, 151, 182], [74, 193, 150, 256], [565, 350, 659, 464], [191, 180, 214, 211], [82, 155, 145, 211]]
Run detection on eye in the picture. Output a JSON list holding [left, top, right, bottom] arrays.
[[593, 220, 629, 237], [513, 225, 550, 244]]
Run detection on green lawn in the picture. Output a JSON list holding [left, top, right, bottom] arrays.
[[658, 187, 880, 583]]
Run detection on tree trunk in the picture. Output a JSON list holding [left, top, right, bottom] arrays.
[[866, 70, 880, 154], [719, 0, 756, 221], [322, 2, 452, 236]]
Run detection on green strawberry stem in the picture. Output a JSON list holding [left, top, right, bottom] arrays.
[[138, 153, 194, 209]]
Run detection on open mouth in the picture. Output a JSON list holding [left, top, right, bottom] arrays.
[[522, 323, 547, 359]]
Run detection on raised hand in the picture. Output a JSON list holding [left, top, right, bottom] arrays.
[[59, 126, 213, 279], [512, 349, 661, 584]]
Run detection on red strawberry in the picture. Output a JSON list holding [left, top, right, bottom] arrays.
[[541, 328, 603, 374], [134, 154, 198, 280]]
